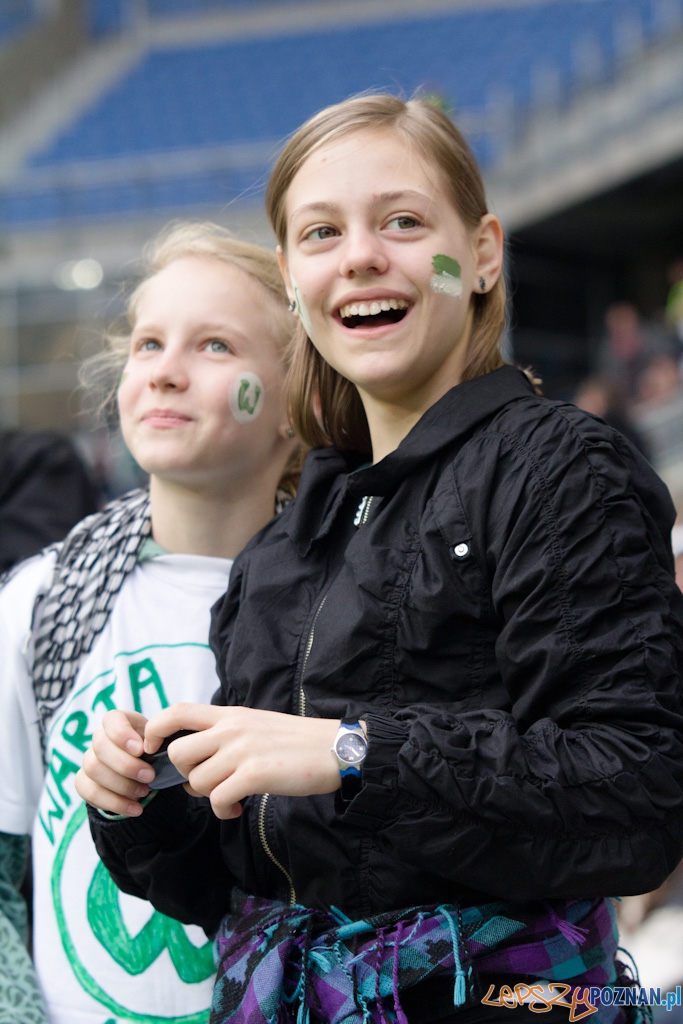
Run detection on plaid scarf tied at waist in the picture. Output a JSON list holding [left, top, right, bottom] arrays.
[[212, 890, 631, 1024]]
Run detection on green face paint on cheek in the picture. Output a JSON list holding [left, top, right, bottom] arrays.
[[291, 277, 314, 338], [430, 254, 463, 299], [229, 372, 264, 424]]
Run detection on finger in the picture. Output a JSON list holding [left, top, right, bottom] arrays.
[[182, 782, 204, 798], [101, 709, 148, 758], [81, 748, 152, 800], [170, 732, 226, 786], [75, 768, 144, 818], [144, 703, 224, 753], [90, 730, 156, 784], [182, 760, 218, 799], [207, 773, 246, 820], [210, 794, 243, 820]]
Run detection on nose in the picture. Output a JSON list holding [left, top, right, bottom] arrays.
[[338, 226, 389, 278], [149, 347, 189, 391]]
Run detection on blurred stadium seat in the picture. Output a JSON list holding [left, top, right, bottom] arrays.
[[0, 1, 43, 45], [88, 0, 337, 36], [0, 0, 676, 227], [0, 0, 681, 512]]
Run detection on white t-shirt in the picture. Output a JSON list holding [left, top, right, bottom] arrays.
[[0, 546, 233, 1024]]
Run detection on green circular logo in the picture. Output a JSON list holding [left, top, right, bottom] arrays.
[[52, 803, 213, 1023]]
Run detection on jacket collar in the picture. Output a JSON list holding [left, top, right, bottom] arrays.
[[346, 365, 535, 496], [286, 365, 535, 553]]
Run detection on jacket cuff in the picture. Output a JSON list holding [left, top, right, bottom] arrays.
[[336, 713, 408, 826], [87, 785, 193, 846], [96, 790, 158, 821]]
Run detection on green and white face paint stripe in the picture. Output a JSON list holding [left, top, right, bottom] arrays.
[[430, 254, 463, 299], [291, 276, 314, 338], [229, 372, 264, 424]]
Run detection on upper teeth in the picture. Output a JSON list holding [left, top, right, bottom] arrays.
[[339, 298, 409, 319]]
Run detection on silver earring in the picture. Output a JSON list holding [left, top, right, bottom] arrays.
[[479, 277, 486, 292], [288, 300, 297, 313], [286, 427, 295, 438]]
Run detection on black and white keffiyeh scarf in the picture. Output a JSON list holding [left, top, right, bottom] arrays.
[[27, 489, 151, 751], [2, 485, 292, 755]]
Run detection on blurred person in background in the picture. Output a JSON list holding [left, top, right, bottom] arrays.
[[628, 352, 683, 474], [676, 523, 683, 593], [0, 221, 301, 1024], [665, 259, 683, 361], [634, 353, 682, 407], [596, 301, 677, 406], [616, 860, 683, 1024], [573, 374, 650, 457], [615, 522, 683, 1020], [0, 429, 97, 574]]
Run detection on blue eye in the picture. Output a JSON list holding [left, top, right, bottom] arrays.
[[139, 338, 161, 351], [207, 339, 229, 353]]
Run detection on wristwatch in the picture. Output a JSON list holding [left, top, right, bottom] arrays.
[[332, 717, 367, 801]]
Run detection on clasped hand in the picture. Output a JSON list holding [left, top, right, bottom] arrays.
[[75, 704, 341, 820]]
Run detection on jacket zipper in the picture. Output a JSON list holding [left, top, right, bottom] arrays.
[[353, 495, 374, 527], [257, 496, 374, 906], [257, 588, 330, 906], [297, 495, 373, 714], [258, 793, 297, 905], [298, 594, 328, 718]]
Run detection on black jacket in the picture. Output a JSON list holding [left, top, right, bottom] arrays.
[[90, 366, 683, 937]]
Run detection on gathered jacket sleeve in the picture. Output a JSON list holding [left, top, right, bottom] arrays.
[[88, 787, 232, 939], [341, 405, 683, 899]]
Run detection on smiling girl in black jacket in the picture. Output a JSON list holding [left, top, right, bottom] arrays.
[[78, 95, 683, 1024]]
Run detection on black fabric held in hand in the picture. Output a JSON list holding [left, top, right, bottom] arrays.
[[142, 730, 195, 790]]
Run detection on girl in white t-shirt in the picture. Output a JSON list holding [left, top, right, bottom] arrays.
[[0, 220, 300, 1024]]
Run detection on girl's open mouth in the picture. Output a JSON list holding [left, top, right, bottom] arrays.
[[338, 298, 410, 329]]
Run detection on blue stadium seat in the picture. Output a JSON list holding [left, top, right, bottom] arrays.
[[0, 1, 41, 45], [4, 0, 674, 225]]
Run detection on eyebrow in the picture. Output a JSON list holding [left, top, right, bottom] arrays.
[[132, 321, 236, 335], [131, 321, 251, 346], [290, 190, 432, 219]]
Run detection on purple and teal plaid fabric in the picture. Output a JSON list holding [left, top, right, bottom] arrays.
[[211, 891, 643, 1024]]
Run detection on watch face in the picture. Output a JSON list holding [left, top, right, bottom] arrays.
[[336, 732, 366, 764]]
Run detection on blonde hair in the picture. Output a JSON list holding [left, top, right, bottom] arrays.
[[81, 219, 304, 492], [265, 93, 507, 452]]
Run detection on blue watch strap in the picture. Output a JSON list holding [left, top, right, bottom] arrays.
[[335, 717, 366, 801]]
